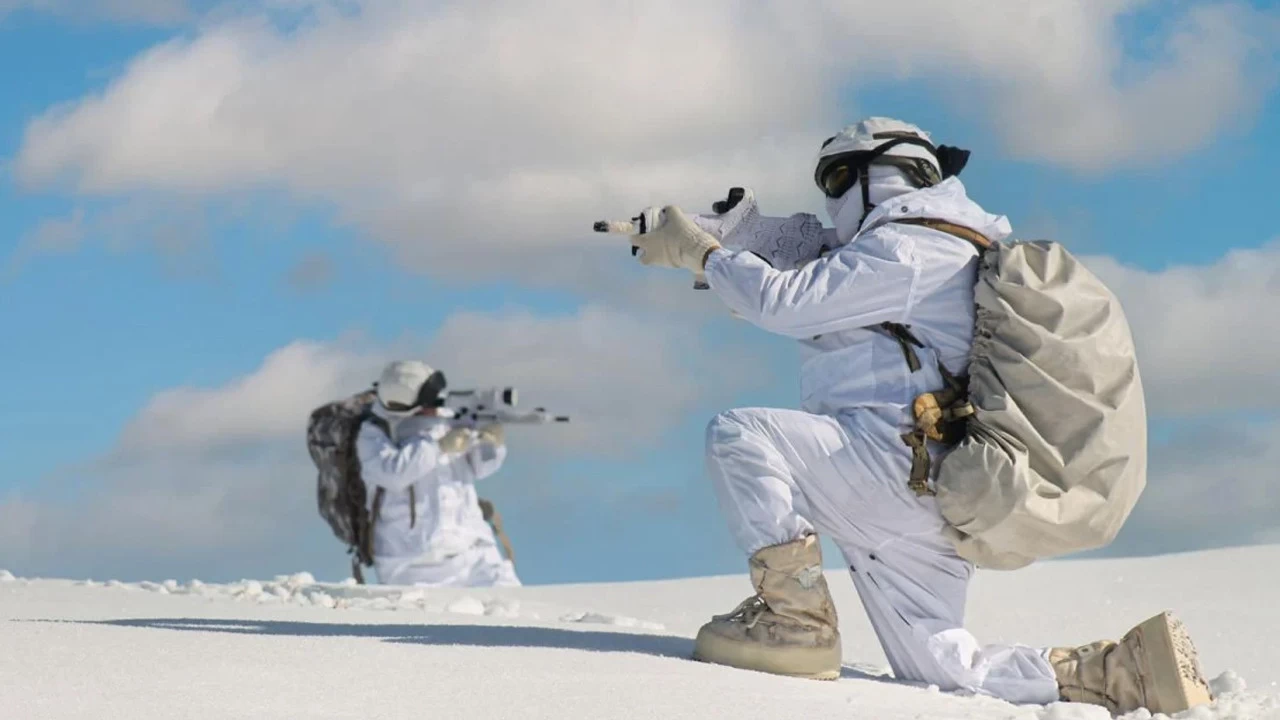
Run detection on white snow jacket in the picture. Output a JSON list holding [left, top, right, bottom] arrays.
[[356, 404, 508, 564], [704, 177, 1011, 426]]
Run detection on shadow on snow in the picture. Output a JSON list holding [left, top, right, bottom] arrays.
[[23, 616, 891, 682]]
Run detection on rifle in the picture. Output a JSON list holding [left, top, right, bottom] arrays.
[[438, 387, 570, 427]]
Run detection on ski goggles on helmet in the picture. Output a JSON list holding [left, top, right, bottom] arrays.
[[814, 132, 970, 200], [382, 369, 448, 413]]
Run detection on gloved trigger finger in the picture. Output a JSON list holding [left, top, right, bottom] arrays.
[[594, 219, 637, 234]]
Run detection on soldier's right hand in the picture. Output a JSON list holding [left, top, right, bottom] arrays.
[[438, 426, 474, 454]]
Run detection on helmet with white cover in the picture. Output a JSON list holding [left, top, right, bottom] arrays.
[[813, 117, 971, 236], [374, 360, 447, 415]]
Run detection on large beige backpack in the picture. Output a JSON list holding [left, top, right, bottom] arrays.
[[887, 219, 1147, 570]]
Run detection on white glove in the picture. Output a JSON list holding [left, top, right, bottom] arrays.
[[437, 426, 474, 454], [476, 423, 504, 446], [630, 206, 721, 272]]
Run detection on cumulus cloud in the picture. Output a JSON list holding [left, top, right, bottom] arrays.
[[0, 304, 764, 579], [1083, 241, 1280, 417], [109, 339, 377, 460], [424, 305, 760, 449], [111, 303, 754, 458], [12, 0, 1277, 282]]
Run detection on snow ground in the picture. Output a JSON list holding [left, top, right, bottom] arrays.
[[2, 545, 1278, 719]]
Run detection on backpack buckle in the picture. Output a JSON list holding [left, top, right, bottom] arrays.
[[913, 392, 973, 445]]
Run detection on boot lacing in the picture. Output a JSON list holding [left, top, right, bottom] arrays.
[[713, 595, 769, 629]]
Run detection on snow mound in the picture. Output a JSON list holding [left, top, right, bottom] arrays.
[[1211, 669, 1248, 696], [0, 569, 15, 582], [1036, 701, 1112, 720]]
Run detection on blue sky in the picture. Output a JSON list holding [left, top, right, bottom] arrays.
[[1, 1, 1278, 585]]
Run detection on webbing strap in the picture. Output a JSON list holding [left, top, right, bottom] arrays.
[[881, 322, 924, 373], [370, 487, 385, 525], [358, 486, 385, 571], [879, 217, 990, 496], [894, 217, 992, 250], [902, 431, 935, 497], [479, 498, 516, 564], [367, 415, 391, 438]]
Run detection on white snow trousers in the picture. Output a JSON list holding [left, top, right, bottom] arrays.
[[705, 407, 1060, 705], [375, 542, 520, 588]]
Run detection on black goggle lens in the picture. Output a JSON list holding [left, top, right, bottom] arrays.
[[417, 370, 447, 408], [819, 163, 856, 199]]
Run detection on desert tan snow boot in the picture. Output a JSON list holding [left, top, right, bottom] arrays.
[[692, 534, 841, 680], [1049, 611, 1213, 715]]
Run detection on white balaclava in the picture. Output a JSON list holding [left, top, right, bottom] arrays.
[[814, 117, 945, 245], [824, 165, 918, 246]]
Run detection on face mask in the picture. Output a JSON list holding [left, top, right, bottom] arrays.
[[826, 187, 865, 246]]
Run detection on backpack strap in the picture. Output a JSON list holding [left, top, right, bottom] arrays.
[[350, 412, 394, 584], [893, 217, 992, 251], [881, 322, 976, 497], [361, 412, 417, 528], [479, 497, 516, 566], [365, 414, 391, 438], [901, 431, 933, 498], [880, 321, 924, 373], [355, 486, 386, 582], [876, 218, 990, 496], [878, 320, 942, 497]]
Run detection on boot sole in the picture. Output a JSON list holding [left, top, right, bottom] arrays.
[[1132, 612, 1213, 714], [692, 627, 841, 681]]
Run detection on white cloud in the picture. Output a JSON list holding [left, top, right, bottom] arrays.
[[1083, 240, 1280, 417], [0, 304, 764, 579], [112, 303, 756, 458], [423, 305, 760, 449], [12, 0, 1276, 282], [842, 1, 1278, 171], [111, 339, 377, 459]]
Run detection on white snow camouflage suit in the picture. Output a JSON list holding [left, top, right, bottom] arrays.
[[357, 403, 520, 588], [701, 172, 1060, 704]]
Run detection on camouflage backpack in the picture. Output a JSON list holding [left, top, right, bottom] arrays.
[[305, 389, 389, 583]]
